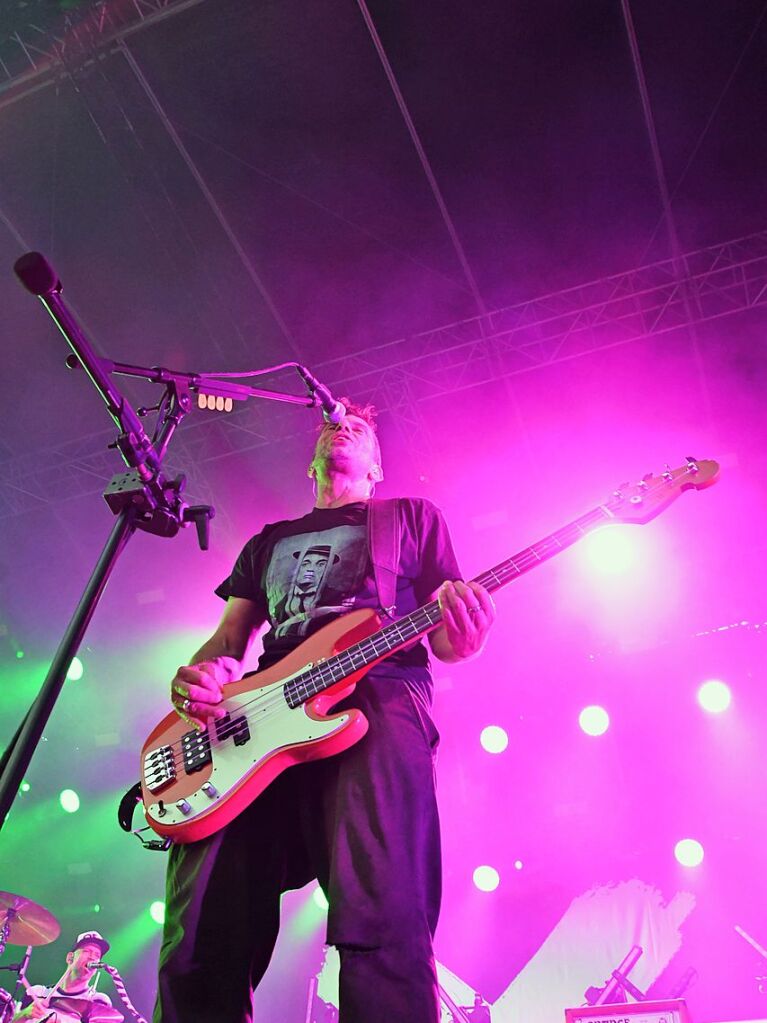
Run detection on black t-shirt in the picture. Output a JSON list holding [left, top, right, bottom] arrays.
[[215, 498, 461, 699]]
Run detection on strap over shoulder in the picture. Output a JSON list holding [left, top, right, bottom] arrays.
[[367, 497, 402, 620]]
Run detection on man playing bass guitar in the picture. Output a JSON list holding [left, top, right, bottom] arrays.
[[153, 400, 495, 1023]]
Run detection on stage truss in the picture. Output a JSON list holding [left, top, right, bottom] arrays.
[[0, 0, 207, 109], [1, 229, 766, 520]]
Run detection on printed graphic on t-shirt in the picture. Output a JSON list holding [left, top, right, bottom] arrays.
[[265, 525, 369, 638]]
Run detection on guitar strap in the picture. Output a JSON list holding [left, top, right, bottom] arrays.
[[367, 497, 402, 620]]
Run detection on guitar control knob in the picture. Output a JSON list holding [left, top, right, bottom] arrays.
[[176, 799, 192, 816]]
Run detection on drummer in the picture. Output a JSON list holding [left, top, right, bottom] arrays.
[[12, 930, 117, 1021]]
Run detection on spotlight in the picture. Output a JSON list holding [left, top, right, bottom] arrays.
[[697, 679, 731, 714], [473, 866, 500, 892], [674, 838, 704, 867], [480, 725, 509, 754], [66, 657, 84, 681], [149, 901, 166, 925], [581, 527, 638, 576], [579, 705, 610, 736], [59, 789, 80, 813]]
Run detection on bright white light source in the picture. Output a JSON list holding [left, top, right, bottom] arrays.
[[697, 679, 732, 714], [59, 789, 80, 813], [473, 865, 500, 892], [66, 657, 84, 681], [579, 705, 610, 736], [313, 886, 329, 911], [674, 838, 704, 867], [581, 526, 638, 576], [514, 860, 524, 871], [149, 901, 165, 924], [480, 725, 509, 754]]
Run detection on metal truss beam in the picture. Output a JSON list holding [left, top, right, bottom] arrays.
[[0, 0, 206, 109], [2, 229, 766, 520]]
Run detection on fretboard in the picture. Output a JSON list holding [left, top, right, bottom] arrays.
[[283, 503, 611, 708]]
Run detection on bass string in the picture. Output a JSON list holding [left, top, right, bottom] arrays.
[[151, 467, 697, 770]]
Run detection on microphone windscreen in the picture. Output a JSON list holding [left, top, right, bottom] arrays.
[[14, 251, 60, 295]]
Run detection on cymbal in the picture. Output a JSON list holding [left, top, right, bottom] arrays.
[[0, 892, 60, 946]]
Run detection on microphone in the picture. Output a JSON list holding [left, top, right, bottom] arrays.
[[88, 961, 108, 969], [14, 251, 61, 296], [297, 366, 346, 425]]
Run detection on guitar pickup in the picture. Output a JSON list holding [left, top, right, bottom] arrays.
[[215, 712, 251, 747], [181, 729, 212, 774], [144, 744, 176, 793]]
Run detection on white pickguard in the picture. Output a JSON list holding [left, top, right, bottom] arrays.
[[145, 685, 352, 828]]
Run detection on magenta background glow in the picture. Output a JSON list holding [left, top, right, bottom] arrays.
[[1, 2, 766, 1021]]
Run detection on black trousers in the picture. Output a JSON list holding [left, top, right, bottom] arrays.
[[153, 673, 442, 1023]]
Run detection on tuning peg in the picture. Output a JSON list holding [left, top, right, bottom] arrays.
[[685, 456, 699, 470]]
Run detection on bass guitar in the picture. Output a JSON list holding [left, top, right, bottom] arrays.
[[139, 458, 718, 843]]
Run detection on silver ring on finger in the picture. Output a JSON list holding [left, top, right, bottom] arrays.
[[468, 606, 481, 616], [181, 697, 191, 712]]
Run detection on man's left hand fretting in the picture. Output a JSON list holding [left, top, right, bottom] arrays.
[[437, 580, 496, 660]]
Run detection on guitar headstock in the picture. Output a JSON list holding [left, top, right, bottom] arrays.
[[605, 457, 719, 524]]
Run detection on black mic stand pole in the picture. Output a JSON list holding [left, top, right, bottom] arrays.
[[0, 251, 315, 833]]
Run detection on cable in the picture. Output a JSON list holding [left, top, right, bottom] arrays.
[[101, 964, 148, 1023]]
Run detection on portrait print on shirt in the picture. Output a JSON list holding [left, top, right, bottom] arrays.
[[265, 524, 368, 638]]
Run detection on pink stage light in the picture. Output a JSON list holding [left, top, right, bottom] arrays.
[[473, 865, 500, 892], [697, 678, 732, 714], [480, 725, 509, 753], [578, 705, 610, 736], [674, 838, 704, 867], [579, 526, 639, 576]]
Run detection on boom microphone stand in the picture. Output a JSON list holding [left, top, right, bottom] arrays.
[[0, 251, 330, 832]]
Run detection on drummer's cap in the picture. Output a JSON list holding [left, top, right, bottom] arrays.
[[72, 930, 110, 956]]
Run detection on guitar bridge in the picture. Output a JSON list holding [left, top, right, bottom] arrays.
[[144, 745, 176, 793]]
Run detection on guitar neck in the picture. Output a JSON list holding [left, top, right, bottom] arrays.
[[283, 503, 612, 707]]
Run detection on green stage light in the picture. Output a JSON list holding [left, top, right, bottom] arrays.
[[20, 781, 30, 793], [93, 904, 101, 913], [67, 657, 84, 681], [149, 901, 165, 925], [16, 650, 24, 659], [59, 789, 80, 813]]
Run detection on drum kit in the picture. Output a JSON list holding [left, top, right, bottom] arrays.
[[0, 891, 123, 1023]]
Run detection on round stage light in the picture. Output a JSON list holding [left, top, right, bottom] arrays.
[[674, 838, 704, 867], [514, 860, 524, 871], [149, 901, 166, 925], [66, 657, 84, 681], [59, 789, 80, 813], [578, 705, 610, 736], [480, 725, 509, 754], [697, 679, 731, 714], [473, 865, 500, 892], [313, 886, 329, 911], [581, 526, 638, 576]]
